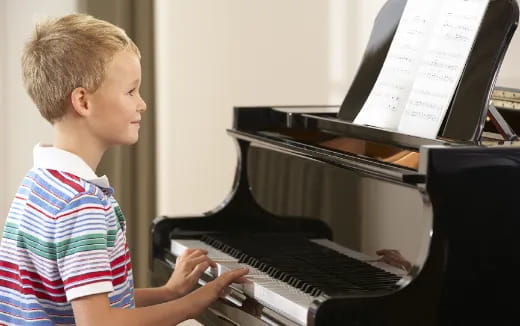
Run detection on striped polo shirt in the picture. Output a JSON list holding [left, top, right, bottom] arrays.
[[0, 144, 135, 325]]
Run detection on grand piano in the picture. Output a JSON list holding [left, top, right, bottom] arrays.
[[150, 0, 520, 325]]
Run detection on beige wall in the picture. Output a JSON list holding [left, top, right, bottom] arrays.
[[155, 0, 387, 217], [0, 0, 79, 224], [497, 26, 520, 87]]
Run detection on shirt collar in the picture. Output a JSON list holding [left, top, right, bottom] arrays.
[[33, 143, 111, 189]]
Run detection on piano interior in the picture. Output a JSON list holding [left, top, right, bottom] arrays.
[[151, 0, 520, 325], [259, 129, 420, 169]]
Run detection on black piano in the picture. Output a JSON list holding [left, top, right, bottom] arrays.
[[150, 0, 520, 325]]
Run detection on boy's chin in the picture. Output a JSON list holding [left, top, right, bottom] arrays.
[[105, 132, 140, 146], [126, 137, 139, 145], [114, 136, 139, 146]]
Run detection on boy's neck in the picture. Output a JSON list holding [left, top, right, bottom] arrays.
[[53, 125, 107, 173]]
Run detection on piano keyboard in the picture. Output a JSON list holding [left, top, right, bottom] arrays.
[[171, 234, 404, 325], [171, 239, 314, 325]]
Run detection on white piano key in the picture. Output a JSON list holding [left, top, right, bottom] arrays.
[[171, 239, 313, 325], [170, 239, 238, 277]]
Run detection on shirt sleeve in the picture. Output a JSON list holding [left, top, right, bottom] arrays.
[[55, 191, 114, 301]]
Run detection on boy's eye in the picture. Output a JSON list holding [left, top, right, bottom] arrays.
[[128, 88, 136, 95]]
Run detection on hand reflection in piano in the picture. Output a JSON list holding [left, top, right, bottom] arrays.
[[376, 249, 412, 272]]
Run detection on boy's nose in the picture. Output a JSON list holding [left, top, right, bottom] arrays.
[[138, 97, 147, 112]]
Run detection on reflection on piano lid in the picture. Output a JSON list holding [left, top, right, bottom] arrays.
[[150, 0, 520, 325]]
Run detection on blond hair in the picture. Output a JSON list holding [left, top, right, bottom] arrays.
[[21, 13, 141, 123]]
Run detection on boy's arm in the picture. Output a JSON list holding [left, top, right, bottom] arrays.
[[72, 268, 248, 326], [134, 287, 175, 307]]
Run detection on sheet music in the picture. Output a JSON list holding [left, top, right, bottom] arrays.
[[353, 0, 489, 139], [397, 0, 489, 138]]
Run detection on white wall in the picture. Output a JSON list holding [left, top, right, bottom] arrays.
[[0, 0, 79, 225], [497, 23, 520, 87], [155, 0, 387, 216]]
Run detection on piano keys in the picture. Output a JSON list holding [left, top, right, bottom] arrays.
[[170, 235, 407, 325], [171, 238, 314, 325], [150, 0, 520, 325]]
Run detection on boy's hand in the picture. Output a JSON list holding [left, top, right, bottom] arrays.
[[183, 267, 250, 318], [194, 268, 250, 305], [165, 248, 217, 298], [208, 267, 250, 298]]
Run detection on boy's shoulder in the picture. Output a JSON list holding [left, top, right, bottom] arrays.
[[23, 167, 108, 210]]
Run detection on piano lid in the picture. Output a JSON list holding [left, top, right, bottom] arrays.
[[338, 0, 519, 143]]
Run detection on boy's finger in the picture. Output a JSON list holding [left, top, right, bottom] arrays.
[[185, 255, 214, 270], [234, 276, 251, 284], [187, 261, 210, 279], [182, 248, 196, 256], [187, 251, 216, 268], [217, 268, 249, 287], [186, 248, 208, 258]]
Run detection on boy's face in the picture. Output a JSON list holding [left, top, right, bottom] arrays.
[[86, 50, 146, 146]]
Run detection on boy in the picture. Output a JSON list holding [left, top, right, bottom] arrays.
[[0, 13, 248, 326]]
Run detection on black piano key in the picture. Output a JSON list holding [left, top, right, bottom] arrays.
[[288, 277, 301, 288], [272, 270, 283, 279], [202, 234, 402, 296], [299, 282, 312, 293]]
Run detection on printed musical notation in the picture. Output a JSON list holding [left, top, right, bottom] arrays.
[[353, 0, 489, 139], [353, 0, 437, 129]]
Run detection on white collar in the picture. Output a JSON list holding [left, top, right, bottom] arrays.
[[33, 143, 111, 189]]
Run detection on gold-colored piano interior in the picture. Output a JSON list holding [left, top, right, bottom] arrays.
[[264, 129, 419, 170]]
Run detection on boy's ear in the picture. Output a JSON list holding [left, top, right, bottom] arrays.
[[70, 87, 90, 117]]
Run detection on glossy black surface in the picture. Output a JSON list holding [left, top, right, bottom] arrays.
[[339, 0, 519, 143], [232, 107, 450, 149], [150, 134, 428, 325], [151, 126, 520, 325], [246, 141, 427, 260], [309, 147, 520, 325]]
